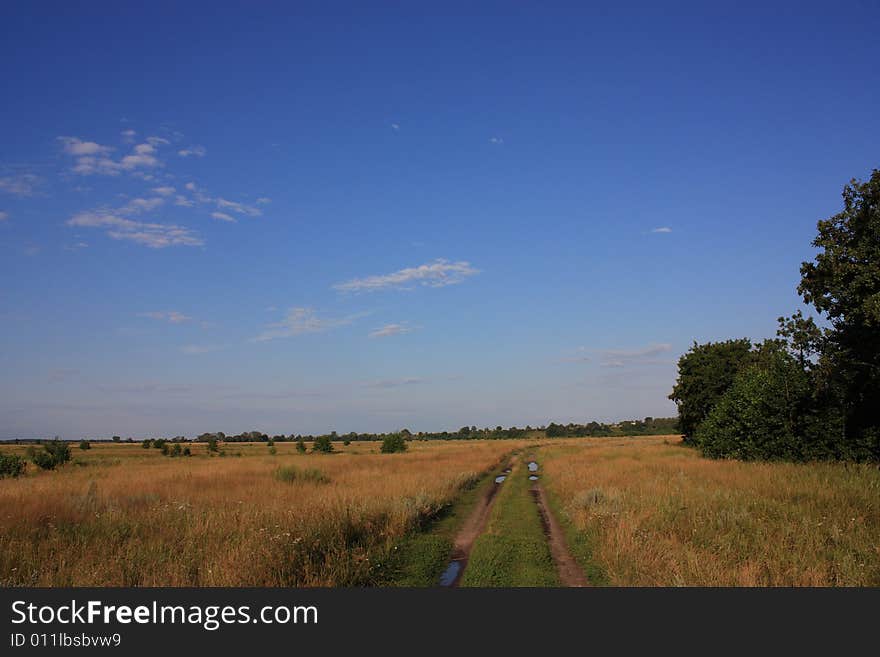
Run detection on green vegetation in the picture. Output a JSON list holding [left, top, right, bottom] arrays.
[[274, 465, 329, 484], [78, 440, 91, 450], [27, 439, 71, 470], [380, 433, 408, 453], [296, 437, 307, 454], [671, 169, 880, 462], [0, 453, 26, 478], [311, 435, 334, 454], [461, 463, 559, 586]]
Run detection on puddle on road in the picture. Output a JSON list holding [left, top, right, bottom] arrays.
[[439, 559, 462, 587], [528, 461, 539, 472], [495, 475, 507, 483], [529, 475, 539, 481]]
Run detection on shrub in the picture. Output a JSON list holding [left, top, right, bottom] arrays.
[[141, 439, 152, 449], [274, 466, 329, 484], [183, 446, 192, 457], [268, 445, 277, 455], [312, 435, 333, 453], [0, 453, 26, 478], [29, 440, 72, 470], [296, 438, 306, 454], [152, 439, 167, 450], [380, 433, 408, 454], [206, 437, 219, 454], [343, 439, 351, 446], [79, 440, 91, 450]]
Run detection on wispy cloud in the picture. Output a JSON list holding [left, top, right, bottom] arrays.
[[390, 123, 400, 131], [334, 259, 479, 292], [0, 173, 41, 197], [558, 346, 591, 363], [67, 211, 204, 248], [0, 211, 7, 221], [651, 227, 672, 233], [252, 307, 360, 342], [362, 377, 425, 389], [121, 129, 137, 143], [256, 197, 271, 204], [180, 344, 225, 355], [216, 197, 261, 217], [489, 136, 504, 144], [152, 186, 175, 196], [211, 211, 236, 222], [58, 136, 113, 156], [600, 343, 672, 368], [119, 197, 165, 214], [139, 310, 192, 324], [368, 323, 414, 339], [178, 145, 206, 158]]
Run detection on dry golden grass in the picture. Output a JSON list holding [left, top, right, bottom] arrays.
[[0, 440, 521, 586], [541, 436, 880, 586]]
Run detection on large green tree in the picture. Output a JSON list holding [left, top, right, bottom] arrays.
[[798, 169, 880, 458], [668, 338, 754, 441]]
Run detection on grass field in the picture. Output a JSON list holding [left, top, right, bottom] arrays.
[[2, 436, 878, 587], [540, 436, 880, 586], [0, 440, 520, 586]]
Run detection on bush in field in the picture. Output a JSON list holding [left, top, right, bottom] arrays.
[[268, 445, 277, 455], [274, 465, 329, 484], [79, 440, 91, 450], [343, 439, 351, 446], [312, 435, 333, 453], [141, 439, 152, 449], [0, 453, 26, 478], [296, 437, 306, 454], [152, 439, 167, 450], [206, 436, 219, 454], [183, 446, 192, 456], [380, 433, 408, 454], [29, 439, 72, 470]]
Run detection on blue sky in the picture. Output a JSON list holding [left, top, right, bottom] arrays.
[[1, 2, 878, 438]]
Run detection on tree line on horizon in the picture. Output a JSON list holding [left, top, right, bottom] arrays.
[[670, 169, 880, 462]]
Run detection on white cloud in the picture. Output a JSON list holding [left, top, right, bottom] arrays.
[[0, 211, 7, 221], [252, 307, 358, 342], [334, 259, 479, 292], [178, 145, 206, 158], [216, 197, 261, 217], [256, 197, 271, 204], [58, 136, 113, 156], [121, 129, 137, 143], [651, 227, 672, 233], [62, 137, 164, 175], [0, 173, 41, 197], [211, 211, 236, 222], [67, 211, 204, 248], [152, 186, 175, 196], [119, 197, 165, 214], [391, 123, 400, 131], [489, 137, 504, 144], [174, 195, 194, 207], [368, 323, 414, 339], [185, 182, 198, 191], [139, 311, 192, 324]]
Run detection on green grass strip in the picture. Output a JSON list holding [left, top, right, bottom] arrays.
[[380, 460, 507, 586], [460, 461, 559, 587]]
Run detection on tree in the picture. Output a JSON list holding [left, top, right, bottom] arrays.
[[112, 436, 121, 443], [79, 440, 91, 450], [296, 437, 306, 454], [312, 435, 333, 453], [669, 339, 754, 441], [695, 341, 847, 461], [206, 436, 219, 454], [380, 433, 407, 454], [141, 439, 152, 449], [798, 169, 880, 458]]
